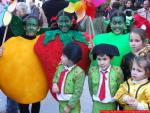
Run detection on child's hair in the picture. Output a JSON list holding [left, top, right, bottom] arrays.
[[130, 28, 148, 44], [132, 52, 150, 77], [63, 42, 82, 64], [106, 10, 127, 33], [50, 10, 82, 31], [125, 0, 133, 5], [110, 10, 126, 23], [94, 53, 113, 60]]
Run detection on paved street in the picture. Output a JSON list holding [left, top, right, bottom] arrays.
[[0, 76, 92, 113]]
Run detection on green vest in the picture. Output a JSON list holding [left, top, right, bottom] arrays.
[[88, 65, 124, 97], [53, 64, 85, 108]]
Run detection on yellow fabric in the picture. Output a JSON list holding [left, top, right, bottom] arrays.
[[114, 78, 150, 110], [0, 36, 49, 104]]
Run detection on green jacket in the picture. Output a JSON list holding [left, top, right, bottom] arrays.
[[53, 64, 85, 108], [88, 65, 124, 98]]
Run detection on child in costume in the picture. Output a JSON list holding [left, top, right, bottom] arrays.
[[115, 47, 150, 110], [90, 10, 131, 67], [121, 28, 149, 81], [0, 15, 48, 113], [52, 42, 85, 113], [88, 44, 124, 113], [34, 10, 90, 99]]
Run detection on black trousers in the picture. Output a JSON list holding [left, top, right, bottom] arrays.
[[19, 102, 40, 113]]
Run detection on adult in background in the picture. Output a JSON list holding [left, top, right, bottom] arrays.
[[42, 0, 68, 27], [137, 0, 150, 22]]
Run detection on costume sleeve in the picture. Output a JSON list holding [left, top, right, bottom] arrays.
[[114, 82, 129, 105], [68, 70, 85, 108], [52, 65, 60, 83], [116, 67, 124, 87], [88, 68, 93, 97], [138, 86, 150, 110]]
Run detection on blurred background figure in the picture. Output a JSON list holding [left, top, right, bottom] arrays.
[[42, 0, 68, 27]]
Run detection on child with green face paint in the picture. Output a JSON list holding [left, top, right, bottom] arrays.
[[34, 10, 90, 100], [0, 15, 49, 113], [90, 10, 131, 67]]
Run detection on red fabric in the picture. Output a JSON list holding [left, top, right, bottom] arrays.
[[34, 32, 91, 100], [85, 1, 96, 19], [133, 14, 150, 40], [99, 72, 106, 101], [58, 69, 68, 94]]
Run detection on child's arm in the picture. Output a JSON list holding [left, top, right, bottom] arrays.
[[67, 69, 85, 109], [116, 67, 124, 86], [133, 88, 150, 110], [52, 65, 61, 93], [88, 67, 94, 97], [0, 46, 4, 56], [114, 82, 129, 105]]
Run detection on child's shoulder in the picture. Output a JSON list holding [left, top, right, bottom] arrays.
[[88, 66, 99, 75], [72, 65, 85, 75], [89, 66, 98, 71], [111, 65, 122, 72]]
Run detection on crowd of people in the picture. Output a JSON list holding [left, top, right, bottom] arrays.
[[0, 0, 150, 113]]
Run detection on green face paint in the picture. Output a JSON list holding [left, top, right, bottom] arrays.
[[57, 15, 72, 33], [25, 18, 39, 36], [111, 16, 126, 34]]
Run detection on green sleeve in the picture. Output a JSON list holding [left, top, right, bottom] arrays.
[[68, 71, 85, 108], [88, 70, 93, 97], [53, 65, 61, 83], [117, 67, 124, 86]]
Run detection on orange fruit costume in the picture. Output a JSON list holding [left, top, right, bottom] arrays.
[[0, 36, 49, 104]]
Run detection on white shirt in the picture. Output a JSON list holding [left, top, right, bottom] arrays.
[[93, 65, 115, 103], [137, 8, 150, 22], [56, 65, 76, 101]]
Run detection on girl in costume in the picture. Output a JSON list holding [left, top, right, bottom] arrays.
[[34, 10, 90, 99], [91, 10, 131, 67], [0, 15, 48, 113], [52, 42, 85, 113], [121, 28, 149, 81], [114, 47, 150, 110], [88, 44, 124, 113]]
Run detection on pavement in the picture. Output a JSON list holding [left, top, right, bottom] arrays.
[[0, 76, 92, 113]]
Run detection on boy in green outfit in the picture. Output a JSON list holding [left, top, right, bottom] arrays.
[[52, 42, 85, 113], [88, 44, 124, 113]]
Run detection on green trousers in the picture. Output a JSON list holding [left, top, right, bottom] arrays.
[[92, 101, 117, 113], [59, 101, 80, 113]]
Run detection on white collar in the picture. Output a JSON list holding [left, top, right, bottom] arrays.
[[64, 65, 76, 71], [132, 78, 148, 84]]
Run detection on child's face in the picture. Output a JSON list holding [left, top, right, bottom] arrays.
[[97, 54, 111, 71], [24, 18, 39, 36], [131, 61, 146, 81], [130, 32, 143, 53], [57, 15, 72, 33], [111, 16, 125, 34], [126, 1, 132, 7], [61, 54, 70, 66]]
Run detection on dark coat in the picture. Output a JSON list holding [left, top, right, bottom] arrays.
[[42, 0, 68, 27]]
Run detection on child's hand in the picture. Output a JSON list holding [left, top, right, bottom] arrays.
[[52, 83, 59, 93], [64, 106, 71, 113], [88, 41, 94, 49], [126, 97, 138, 109], [0, 46, 4, 56]]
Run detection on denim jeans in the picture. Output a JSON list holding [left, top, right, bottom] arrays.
[[6, 97, 18, 113]]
